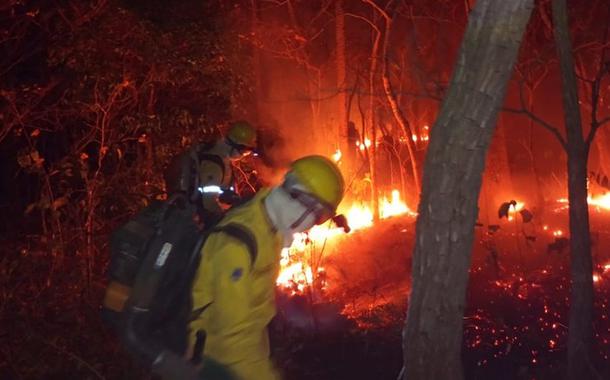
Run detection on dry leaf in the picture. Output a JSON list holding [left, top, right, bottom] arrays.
[[51, 197, 68, 211]]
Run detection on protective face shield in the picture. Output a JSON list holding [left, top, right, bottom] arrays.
[[265, 177, 335, 248], [282, 172, 335, 224]]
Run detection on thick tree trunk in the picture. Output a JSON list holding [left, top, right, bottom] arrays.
[[401, 1, 533, 379], [552, 1, 595, 377]]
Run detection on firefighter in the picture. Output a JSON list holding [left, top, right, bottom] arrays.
[[187, 155, 345, 380], [164, 120, 258, 224]]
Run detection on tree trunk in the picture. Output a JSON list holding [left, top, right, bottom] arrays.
[[480, 115, 515, 224], [286, 0, 320, 144], [375, 3, 420, 193], [401, 1, 533, 379], [335, 0, 349, 162], [552, 0, 595, 377], [594, 127, 610, 177], [367, 15, 381, 222], [250, 0, 263, 122]]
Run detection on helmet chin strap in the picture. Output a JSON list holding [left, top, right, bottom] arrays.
[[289, 207, 316, 230]]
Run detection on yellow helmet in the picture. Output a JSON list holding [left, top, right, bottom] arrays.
[[289, 155, 345, 212], [226, 120, 257, 149]]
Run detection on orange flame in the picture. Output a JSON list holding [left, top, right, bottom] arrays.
[[506, 201, 524, 221], [276, 190, 415, 291], [556, 192, 610, 211], [593, 274, 601, 283]]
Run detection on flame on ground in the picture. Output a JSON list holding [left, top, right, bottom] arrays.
[[276, 189, 415, 292], [556, 192, 610, 211]]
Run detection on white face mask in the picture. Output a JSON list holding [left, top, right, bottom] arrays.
[[264, 186, 318, 247]]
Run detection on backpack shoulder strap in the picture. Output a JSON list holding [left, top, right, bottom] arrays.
[[210, 223, 258, 269]]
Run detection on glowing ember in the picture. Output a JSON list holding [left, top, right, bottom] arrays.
[[594, 274, 601, 283], [553, 230, 563, 237], [332, 149, 342, 162], [356, 138, 372, 151]]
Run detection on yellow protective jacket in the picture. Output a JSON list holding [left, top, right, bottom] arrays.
[[189, 189, 283, 380]]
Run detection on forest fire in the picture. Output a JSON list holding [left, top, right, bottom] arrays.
[[556, 192, 610, 212], [276, 189, 415, 293], [5, 0, 610, 378], [277, 190, 610, 295]]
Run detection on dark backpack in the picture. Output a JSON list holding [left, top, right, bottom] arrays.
[[102, 193, 256, 368]]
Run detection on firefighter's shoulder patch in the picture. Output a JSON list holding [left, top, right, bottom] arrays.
[[231, 267, 243, 282]]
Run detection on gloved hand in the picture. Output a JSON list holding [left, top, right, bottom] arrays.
[[331, 214, 351, 233], [151, 351, 200, 380]]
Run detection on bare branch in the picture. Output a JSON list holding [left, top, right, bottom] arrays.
[[598, 116, 610, 127], [504, 82, 566, 149], [504, 106, 567, 150], [345, 13, 380, 31], [584, 4, 610, 148]]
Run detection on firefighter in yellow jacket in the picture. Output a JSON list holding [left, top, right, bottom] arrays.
[[189, 155, 345, 379]]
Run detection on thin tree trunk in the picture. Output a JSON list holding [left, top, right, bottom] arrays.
[[526, 88, 547, 219], [286, 0, 320, 143], [250, 0, 264, 122], [481, 115, 515, 224], [552, 0, 595, 377], [335, 0, 348, 161], [594, 127, 610, 177], [515, 22, 553, 216], [366, 0, 421, 193], [401, 1, 533, 379], [367, 14, 381, 222]]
